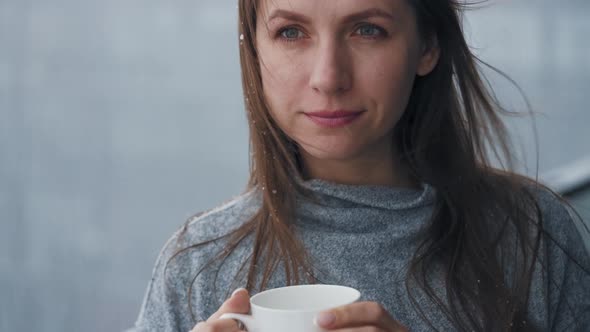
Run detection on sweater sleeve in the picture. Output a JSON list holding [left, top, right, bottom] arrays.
[[540, 192, 590, 331]]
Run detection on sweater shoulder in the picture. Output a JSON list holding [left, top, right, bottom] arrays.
[[526, 184, 582, 241], [175, 189, 261, 245], [130, 190, 260, 331], [154, 188, 261, 287], [523, 183, 590, 262]]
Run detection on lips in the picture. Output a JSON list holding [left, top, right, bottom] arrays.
[[306, 110, 364, 118], [304, 110, 365, 128]]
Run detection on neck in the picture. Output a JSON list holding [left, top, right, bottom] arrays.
[[300, 145, 419, 189]]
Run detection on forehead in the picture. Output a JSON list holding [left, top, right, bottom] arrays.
[[257, 0, 404, 20]]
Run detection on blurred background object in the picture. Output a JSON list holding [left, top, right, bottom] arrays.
[[0, 0, 588, 331]]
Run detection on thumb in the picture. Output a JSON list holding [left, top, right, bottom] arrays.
[[207, 288, 251, 322]]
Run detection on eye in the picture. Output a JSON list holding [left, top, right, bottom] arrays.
[[277, 26, 305, 42], [354, 24, 387, 39]]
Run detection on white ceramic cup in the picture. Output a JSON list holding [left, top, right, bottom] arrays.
[[219, 284, 361, 332]]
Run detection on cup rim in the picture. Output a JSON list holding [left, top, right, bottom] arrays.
[[250, 284, 361, 313]]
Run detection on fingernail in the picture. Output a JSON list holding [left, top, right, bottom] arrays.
[[232, 287, 246, 297], [314, 312, 335, 327]]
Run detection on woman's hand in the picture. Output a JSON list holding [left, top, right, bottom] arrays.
[[315, 301, 409, 332], [190, 288, 250, 332]]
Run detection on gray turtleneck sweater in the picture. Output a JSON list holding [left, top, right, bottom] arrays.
[[127, 180, 590, 331]]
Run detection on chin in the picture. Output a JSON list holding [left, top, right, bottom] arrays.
[[299, 143, 364, 162]]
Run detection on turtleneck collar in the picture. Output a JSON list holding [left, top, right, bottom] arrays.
[[296, 178, 436, 211]]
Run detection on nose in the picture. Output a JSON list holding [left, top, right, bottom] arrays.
[[309, 40, 352, 95]]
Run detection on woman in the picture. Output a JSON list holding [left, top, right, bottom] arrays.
[[129, 0, 590, 331]]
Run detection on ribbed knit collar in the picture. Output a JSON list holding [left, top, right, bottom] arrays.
[[296, 178, 436, 211]]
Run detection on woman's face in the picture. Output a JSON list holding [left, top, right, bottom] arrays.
[[255, 0, 438, 171]]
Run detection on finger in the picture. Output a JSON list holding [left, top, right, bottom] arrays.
[[190, 318, 243, 332], [328, 328, 385, 332], [206, 288, 251, 322], [315, 301, 407, 330], [328, 326, 407, 332]]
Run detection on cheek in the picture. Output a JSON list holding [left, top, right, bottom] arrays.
[[259, 51, 306, 117], [370, 52, 416, 101], [260, 67, 290, 117]]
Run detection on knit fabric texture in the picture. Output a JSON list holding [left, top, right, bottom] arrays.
[[127, 179, 590, 331]]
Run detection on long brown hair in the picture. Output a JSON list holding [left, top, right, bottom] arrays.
[[170, 1, 584, 330]]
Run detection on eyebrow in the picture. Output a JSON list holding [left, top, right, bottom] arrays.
[[266, 7, 395, 25]]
